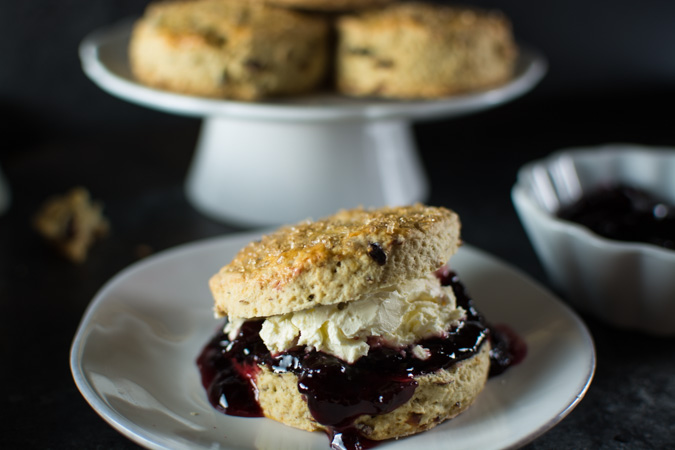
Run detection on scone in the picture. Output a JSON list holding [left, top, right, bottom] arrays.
[[209, 204, 461, 318], [198, 205, 508, 448], [257, 0, 396, 12], [129, 0, 329, 100], [335, 2, 518, 99]]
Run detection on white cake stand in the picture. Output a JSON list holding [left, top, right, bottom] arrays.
[[80, 20, 546, 226]]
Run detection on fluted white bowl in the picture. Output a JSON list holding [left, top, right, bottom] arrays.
[[512, 144, 675, 335]]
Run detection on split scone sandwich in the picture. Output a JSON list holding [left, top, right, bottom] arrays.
[[335, 2, 518, 99], [129, 0, 329, 101], [199, 205, 497, 448]]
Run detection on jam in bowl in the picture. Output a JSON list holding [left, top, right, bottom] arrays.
[[512, 144, 675, 335]]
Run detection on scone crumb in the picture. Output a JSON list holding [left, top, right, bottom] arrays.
[[411, 344, 431, 360], [33, 187, 109, 263]]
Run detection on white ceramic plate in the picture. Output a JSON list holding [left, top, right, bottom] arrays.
[[79, 20, 546, 122], [71, 233, 595, 450]]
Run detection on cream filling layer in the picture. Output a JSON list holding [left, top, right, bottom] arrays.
[[226, 273, 465, 363]]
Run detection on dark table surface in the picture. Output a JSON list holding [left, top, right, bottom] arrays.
[[2, 86, 675, 449]]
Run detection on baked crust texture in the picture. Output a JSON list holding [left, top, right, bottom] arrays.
[[336, 2, 517, 99], [260, 0, 396, 12], [32, 187, 109, 263], [256, 342, 491, 439], [129, 0, 329, 100], [210, 204, 460, 319]]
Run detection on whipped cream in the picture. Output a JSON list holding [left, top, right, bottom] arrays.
[[226, 274, 465, 363]]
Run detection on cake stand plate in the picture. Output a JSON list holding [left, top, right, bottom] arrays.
[[80, 20, 546, 226]]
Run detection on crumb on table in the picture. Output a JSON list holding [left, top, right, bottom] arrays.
[[33, 187, 109, 263]]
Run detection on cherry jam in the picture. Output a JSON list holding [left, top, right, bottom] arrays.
[[197, 271, 525, 449], [556, 184, 675, 250], [434, 266, 527, 376]]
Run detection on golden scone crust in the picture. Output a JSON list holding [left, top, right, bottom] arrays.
[[210, 204, 460, 319], [129, 0, 329, 100], [257, 342, 490, 439], [336, 2, 517, 99], [260, 0, 396, 12]]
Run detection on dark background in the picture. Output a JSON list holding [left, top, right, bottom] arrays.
[[2, 1, 675, 449], [3, 0, 675, 136]]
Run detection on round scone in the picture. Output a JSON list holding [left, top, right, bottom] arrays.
[[128, 0, 329, 100], [257, 343, 490, 440], [209, 204, 460, 319], [335, 2, 518, 99], [259, 0, 396, 12]]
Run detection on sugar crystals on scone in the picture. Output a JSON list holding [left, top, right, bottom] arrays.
[[198, 204, 524, 448]]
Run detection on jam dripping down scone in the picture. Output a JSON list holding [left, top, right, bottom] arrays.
[[198, 204, 524, 448]]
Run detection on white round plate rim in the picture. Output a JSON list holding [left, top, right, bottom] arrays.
[[70, 232, 595, 450], [79, 20, 547, 122]]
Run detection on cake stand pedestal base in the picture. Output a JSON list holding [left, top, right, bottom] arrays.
[[185, 116, 428, 226]]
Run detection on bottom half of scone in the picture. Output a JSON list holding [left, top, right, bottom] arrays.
[[257, 342, 491, 441], [197, 317, 493, 446], [198, 269, 507, 446]]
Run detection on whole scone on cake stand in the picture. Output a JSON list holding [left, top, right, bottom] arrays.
[[336, 2, 517, 98]]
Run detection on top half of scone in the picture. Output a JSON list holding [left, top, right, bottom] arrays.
[[210, 204, 460, 320]]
